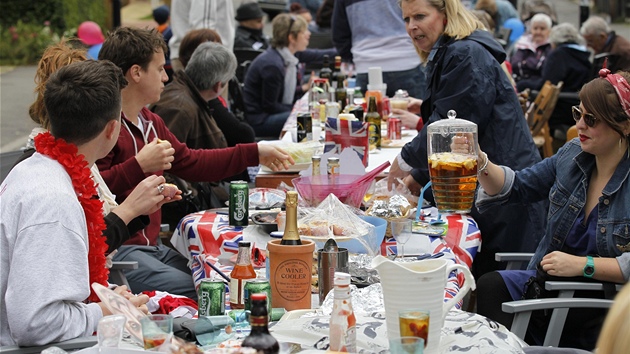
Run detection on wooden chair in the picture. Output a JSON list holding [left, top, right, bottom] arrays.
[[527, 81, 563, 158]]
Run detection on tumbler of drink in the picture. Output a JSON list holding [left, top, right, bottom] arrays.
[[389, 336, 424, 354], [428, 152, 477, 213], [390, 98, 409, 111], [140, 314, 173, 350], [399, 310, 430, 348]]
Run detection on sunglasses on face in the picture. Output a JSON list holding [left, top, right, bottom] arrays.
[[572, 106, 598, 127]]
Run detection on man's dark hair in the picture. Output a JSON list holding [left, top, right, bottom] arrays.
[[99, 26, 168, 75], [45, 60, 127, 145]]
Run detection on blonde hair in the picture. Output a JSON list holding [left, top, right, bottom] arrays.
[[271, 13, 308, 48], [400, 0, 484, 62], [28, 40, 87, 129], [595, 283, 630, 354]]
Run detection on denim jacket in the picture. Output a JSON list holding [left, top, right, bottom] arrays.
[[477, 139, 630, 281]]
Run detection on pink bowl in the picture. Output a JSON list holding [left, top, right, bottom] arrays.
[[292, 174, 372, 207]]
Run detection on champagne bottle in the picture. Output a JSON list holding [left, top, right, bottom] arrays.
[[280, 191, 302, 245], [335, 74, 347, 111], [366, 96, 382, 150], [331, 56, 344, 89], [241, 294, 279, 354]]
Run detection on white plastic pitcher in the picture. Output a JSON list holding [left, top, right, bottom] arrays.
[[371, 256, 475, 354]]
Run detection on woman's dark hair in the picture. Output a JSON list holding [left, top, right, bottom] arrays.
[[179, 28, 222, 68], [579, 71, 630, 139]]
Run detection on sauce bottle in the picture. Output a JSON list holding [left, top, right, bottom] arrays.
[[241, 293, 279, 354], [366, 96, 382, 150], [229, 241, 257, 309], [329, 272, 356, 352]]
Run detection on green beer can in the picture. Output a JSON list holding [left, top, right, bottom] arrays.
[[244, 279, 272, 315], [229, 181, 249, 227], [198, 279, 226, 316]]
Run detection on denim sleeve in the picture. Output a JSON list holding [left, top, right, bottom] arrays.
[[475, 166, 515, 213], [616, 252, 630, 281]]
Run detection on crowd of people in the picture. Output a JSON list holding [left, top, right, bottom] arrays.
[[1, 0, 629, 351]]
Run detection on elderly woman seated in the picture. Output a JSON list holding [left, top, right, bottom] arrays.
[[516, 22, 592, 138], [510, 13, 553, 91]]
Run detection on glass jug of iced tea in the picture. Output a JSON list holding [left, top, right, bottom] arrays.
[[426, 110, 478, 213]]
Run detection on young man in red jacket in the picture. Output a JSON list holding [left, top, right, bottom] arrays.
[[97, 27, 293, 299]]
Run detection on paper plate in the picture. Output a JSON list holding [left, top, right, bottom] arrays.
[[92, 283, 146, 346]]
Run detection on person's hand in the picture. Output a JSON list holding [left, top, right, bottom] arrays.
[[111, 176, 183, 224], [136, 138, 176, 173], [387, 157, 411, 191], [257, 144, 295, 171], [114, 285, 150, 314], [402, 175, 421, 196], [407, 97, 423, 114], [540, 251, 584, 277], [391, 109, 421, 130], [302, 71, 316, 92]]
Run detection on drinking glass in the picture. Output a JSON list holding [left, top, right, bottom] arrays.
[[391, 219, 412, 258], [140, 314, 173, 350], [97, 314, 126, 348], [398, 309, 430, 348], [388, 336, 424, 354]]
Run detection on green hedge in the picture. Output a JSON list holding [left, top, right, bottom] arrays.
[[0, 0, 107, 65], [0, 0, 107, 35]]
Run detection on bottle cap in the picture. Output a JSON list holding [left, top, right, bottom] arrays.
[[334, 272, 351, 286], [238, 241, 251, 247]]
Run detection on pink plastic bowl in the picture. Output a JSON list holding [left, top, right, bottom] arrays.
[[292, 174, 373, 208]]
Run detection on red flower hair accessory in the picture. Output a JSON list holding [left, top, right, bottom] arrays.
[[599, 58, 630, 118]]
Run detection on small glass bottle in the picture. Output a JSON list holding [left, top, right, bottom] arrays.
[[329, 272, 356, 353], [241, 293, 279, 354], [312, 155, 321, 176], [229, 242, 257, 309], [280, 191, 302, 245], [366, 96, 382, 150]]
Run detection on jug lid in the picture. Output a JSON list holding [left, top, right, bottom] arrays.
[[427, 110, 477, 134]]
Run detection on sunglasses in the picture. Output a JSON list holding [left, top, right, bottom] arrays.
[[572, 106, 598, 127], [287, 15, 297, 38]]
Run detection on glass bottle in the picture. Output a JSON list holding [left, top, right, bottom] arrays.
[[319, 55, 332, 83], [366, 96, 382, 150], [327, 157, 340, 176], [331, 56, 344, 89], [309, 78, 329, 124], [241, 293, 279, 354], [329, 272, 356, 353], [312, 155, 321, 176], [280, 191, 302, 245], [229, 242, 257, 309]]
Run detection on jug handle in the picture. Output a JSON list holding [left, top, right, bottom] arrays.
[[442, 264, 476, 319]]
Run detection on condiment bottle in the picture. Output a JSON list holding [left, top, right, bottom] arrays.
[[366, 96, 382, 150], [312, 155, 321, 176], [329, 272, 356, 353], [241, 293, 279, 354], [280, 191, 302, 245], [319, 55, 332, 83], [327, 157, 340, 176], [229, 242, 257, 309]]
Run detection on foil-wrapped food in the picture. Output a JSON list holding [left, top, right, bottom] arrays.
[[367, 195, 411, 218]]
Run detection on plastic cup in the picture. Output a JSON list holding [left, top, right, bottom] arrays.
[[389, 336, 424, 354], [140, 314, 173, 350], [398, 309, 430, 347]]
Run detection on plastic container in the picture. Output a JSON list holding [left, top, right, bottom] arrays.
[[301, 215, 387, 254], [292, 174, 372, 208]]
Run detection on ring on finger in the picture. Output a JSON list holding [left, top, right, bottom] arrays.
[[157, 184, 165, 194]]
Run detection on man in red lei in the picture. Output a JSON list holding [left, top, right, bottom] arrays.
[[0, 61, 130, 346]]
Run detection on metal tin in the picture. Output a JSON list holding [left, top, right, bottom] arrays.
[[388, 117, 402, 140], [317, 241, 349, 305], [229, 181, 249, 227], [327, 157, 340, 175], [297, 113, 313, 142], [198, 279, 226, 316], [244, 279, 272, 313]]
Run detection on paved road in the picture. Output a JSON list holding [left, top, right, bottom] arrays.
[[1, 0, 628, 154]]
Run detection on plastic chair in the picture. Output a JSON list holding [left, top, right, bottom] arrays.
[[566, 125, 577, 142]]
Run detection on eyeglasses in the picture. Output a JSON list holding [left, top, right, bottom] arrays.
[[572, 106, 598, 127]]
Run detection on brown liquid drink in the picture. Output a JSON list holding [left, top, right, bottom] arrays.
[[428, 153, 477, 213]]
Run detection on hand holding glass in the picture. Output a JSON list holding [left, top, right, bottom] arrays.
[[391, 219, 412, 258]]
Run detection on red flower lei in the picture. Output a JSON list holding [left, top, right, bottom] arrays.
[[35, 132, 109, 302]]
